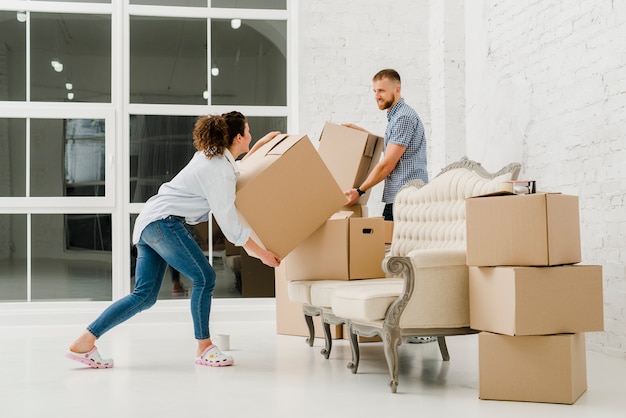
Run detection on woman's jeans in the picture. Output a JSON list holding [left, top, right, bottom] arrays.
[[88, 216, 216, 340]]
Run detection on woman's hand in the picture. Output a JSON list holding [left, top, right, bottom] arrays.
[[258, 249, 281, 268], [243, 238, 281, 267], [242, 131, 281, 160], [257, 131, 281, 146]]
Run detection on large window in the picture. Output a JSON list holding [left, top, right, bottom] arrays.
[[0, 2, 292, 304]]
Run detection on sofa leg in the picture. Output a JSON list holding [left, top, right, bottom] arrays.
[[347, 326, 360, 374], [437, 336, 450, 361], [320, 321, 333, 359], [304, 314, 315, 347], [383, 331, 401, 394]]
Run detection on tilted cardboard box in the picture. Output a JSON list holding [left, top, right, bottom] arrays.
[[469, 265, 604, 336], [317, 122, 384, 204], [466, 193, 581, 266], [479, 332, 587, 404], [236, 134, 346, 259]]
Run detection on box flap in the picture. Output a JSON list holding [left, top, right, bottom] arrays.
[[330, 211, 354, 220], [265, 134, 302, 156]]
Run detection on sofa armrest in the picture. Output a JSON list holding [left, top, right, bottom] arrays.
[[406, 248, 467, 267], [382, 254, 470, 329]]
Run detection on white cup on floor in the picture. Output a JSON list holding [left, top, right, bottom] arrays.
[[214, 334, 230, 351]]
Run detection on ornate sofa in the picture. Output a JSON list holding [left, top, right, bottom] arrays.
[[286, 157, 521, 393]]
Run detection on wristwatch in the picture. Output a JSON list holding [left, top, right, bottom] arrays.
[[356, 187, 366, 196]]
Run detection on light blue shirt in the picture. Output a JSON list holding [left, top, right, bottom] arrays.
[[132, 149, 250, 246]]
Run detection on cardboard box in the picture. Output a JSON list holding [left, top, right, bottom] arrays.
[[236, 134, 346, 258], [466, 193, 581, 266], [274, 262, 342, 339], [479, 332, 587, 404], [469, 265, 604, 335], [281, 212, 386, 281], [317, 122, 384, 204], [384, 221, 394, 244]]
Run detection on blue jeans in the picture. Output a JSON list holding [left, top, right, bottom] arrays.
[[88, 216, 216, 340]]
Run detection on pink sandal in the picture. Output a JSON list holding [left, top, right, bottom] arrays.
[[195, 344, 234, 367], [65, 346, 114, 369]]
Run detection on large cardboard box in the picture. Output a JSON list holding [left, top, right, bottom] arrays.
[[274, 262, 342, 339], [317, 122, 384, 204], [465, 193, 581, 266], [236, 134, 346, 258], [469, 265, 604, 336], [281, 212, 386, 281], [479, 332, 587, 404]]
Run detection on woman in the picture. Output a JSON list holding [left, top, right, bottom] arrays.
[[65, 111, 281, 368]]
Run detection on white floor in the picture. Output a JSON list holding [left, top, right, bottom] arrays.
[[1, 306, 625, 418]]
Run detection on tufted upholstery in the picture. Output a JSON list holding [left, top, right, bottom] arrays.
[[390, 170, 517, 256]]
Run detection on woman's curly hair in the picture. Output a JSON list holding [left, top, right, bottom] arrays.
[[193, 111, 247, 158]]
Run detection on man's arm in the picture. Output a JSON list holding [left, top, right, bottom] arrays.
[[344, 143, 407, 205]]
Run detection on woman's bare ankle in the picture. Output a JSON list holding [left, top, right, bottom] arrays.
[[197, 338, 213, 357], [69, 331, 97, 353]]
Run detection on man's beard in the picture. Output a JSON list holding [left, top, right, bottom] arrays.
[[378, 98, 394, 110]]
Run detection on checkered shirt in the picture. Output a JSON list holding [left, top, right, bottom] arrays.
[[382, 98, 428, 204]]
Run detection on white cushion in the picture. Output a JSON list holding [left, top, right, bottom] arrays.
[[331, 279, 404, 322], [287, 280, 315, 304]]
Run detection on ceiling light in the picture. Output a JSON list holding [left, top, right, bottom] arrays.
[[211, 67, 219, 77], [51, 60, 63, 72], [231, 19, 242, 30], [16, 11, 27, 23], [202, 90, 209, 100], [65, 82, 73, 90], [67, 92, 74, 100]]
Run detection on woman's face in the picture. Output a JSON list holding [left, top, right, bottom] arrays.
[[240, 122, 252, 151]]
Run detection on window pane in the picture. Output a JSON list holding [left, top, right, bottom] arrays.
[[130, 17, 207, 105], [246, 116, 287, 145], [129, 115, 285, 202], [31, 214, 112, 301], [129, 0, 286, 8], [31, 119, 106, 197], [30, 13, 111, 103], [131, 0, 206, 6], [64, 119, 106, 197], [212, 0, 286, 9], [211, 19, 286, 106], [35, 0, 110, 3], [0, 11, 27, 101], [0, 118, 26, 197], [129, 115, 197, 203], [0, 214, 27, 302]]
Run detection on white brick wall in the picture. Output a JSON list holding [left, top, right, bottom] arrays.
[[297, 0, 430, 215], [466, 0, 626, 358]]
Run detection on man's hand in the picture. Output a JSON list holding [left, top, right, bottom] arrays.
[[344, 188, 360, 206]]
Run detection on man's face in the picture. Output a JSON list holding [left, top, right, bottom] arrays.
[[373, 78, 399, 110]]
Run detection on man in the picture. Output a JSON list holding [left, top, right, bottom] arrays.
[[345, 69, 433, 344], [344, 68, 428, 221]]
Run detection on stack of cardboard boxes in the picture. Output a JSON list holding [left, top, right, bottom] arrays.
[[233, 122, 391, 306], [465, 192, 604, 404], [270, 122, 392, 338]]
